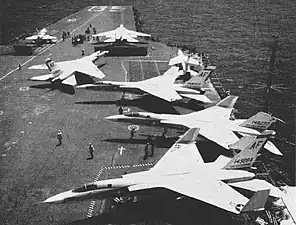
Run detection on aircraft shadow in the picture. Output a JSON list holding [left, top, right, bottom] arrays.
[[76, 95, 180, 114], [173, 100, 207, 111], [196, 140, 232, 163], [29, 83, 75, 95], [65, 191, 238, 225]]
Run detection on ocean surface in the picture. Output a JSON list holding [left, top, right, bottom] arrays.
[[1, 0, 295, 182]]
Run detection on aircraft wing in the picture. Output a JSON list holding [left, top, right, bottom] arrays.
[[198, 127, 239, 149], [179, 93, 212, 103], [29, 61, 65, 70], [29, 64, 49, 70], [150, 143, 204, 174], [137, 84, 182, 102], [194, 106, 235, 121], [150, 129, 203, 175], [93, 30, 116, 38], [160, 179, 248, 214], [42, 34, 57, 40], [25, 35, 38, 40], [159, 119, 240, 150], [127, 30, 151, 37], [75, 62, 105, 79], [131, 66, 181, 102], [30, 74, 55, 81]]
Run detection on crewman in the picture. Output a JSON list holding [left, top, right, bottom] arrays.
[[88, 143, 94, 159], [143, 139, 150, 160], [62, 31, 66, 41], [18, 63, 22, 70], [56, 130, 63, 146], [149, 137, 155, 157], [130, 126, 137, 139], [72, 36, 76, 45], [81, 48, 85, 56], [118, 106, 123, 115], [92, 27, 96, 34]]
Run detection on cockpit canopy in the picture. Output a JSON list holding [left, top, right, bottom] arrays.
[[125, 112, 151, 118], [73, 183, 113, 193]]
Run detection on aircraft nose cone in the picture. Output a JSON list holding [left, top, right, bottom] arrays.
[[43, 191, 72, 204]]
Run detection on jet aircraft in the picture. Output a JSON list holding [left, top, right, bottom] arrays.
[[43, 128, 282, 215], [169, 49, 208, 76], [25, 28, 58, 44], [77, 66, 214, 103], [106, 95, 283, 156], [91, 24, 151, 43], [28, 51, 108, 86]]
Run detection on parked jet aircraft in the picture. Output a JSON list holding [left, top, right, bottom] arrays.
[[77, 66, 214, 103], [92, 24, 151, 43], [43, 128, 281, 215], [106, 95, 283, 156], [25, 28, 58, 44], [169, 49, 207, 76], [28, 51, 108, 86]]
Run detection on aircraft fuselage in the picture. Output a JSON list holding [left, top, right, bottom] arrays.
[[44, 169, 255, 204]]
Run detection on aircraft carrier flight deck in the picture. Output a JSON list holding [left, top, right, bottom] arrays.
[[1, 5, 292, 225]]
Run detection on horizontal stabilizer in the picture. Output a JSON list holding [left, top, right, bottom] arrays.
[[155, 179, 249, 214], [264, 141, 283, 156], [241, 189, 270, 213], [216, 95, 239, 108], [229, 179, 282, 198], [177, 128, 199, 144], [30, 74, 54, 81]]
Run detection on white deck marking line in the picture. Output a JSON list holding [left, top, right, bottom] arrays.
[[86, 162, 156, 218], [0, 12, 103, 81], [87, 166, 104, 218], [154, 61, 160, 76], [128, 59, 168, 62], [121, 60, 128, 82]]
